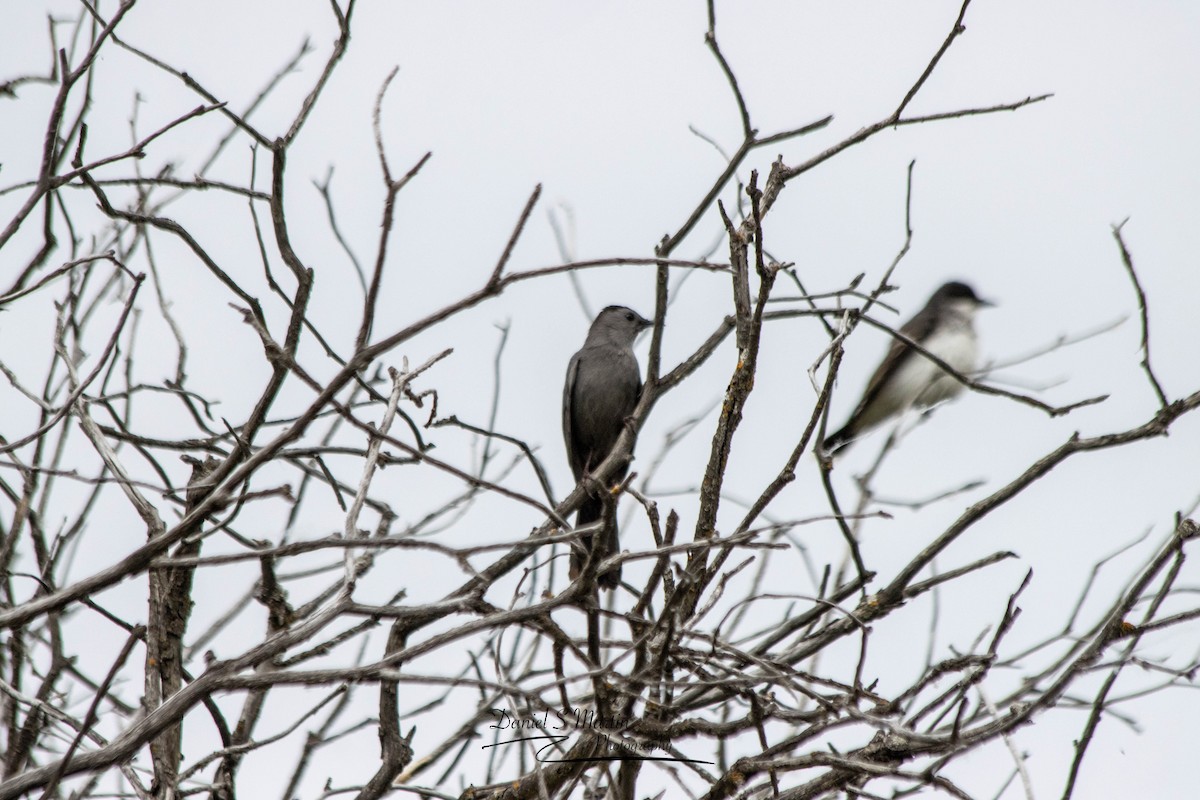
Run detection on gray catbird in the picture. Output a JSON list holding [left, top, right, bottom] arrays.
[[825, 281, 992, 454], [562, 305, 652, 589]]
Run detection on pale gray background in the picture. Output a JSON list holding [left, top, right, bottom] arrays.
[[2, 1, 1198, 797]]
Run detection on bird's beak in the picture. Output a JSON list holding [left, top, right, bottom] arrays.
[[977, 296, 996, 308], [637, 315, 654, 330]]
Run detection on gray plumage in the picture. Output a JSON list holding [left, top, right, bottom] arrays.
[[562, 305, 652, 589], [825, 281, 992, 455]]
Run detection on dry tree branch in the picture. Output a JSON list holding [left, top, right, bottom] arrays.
[[0, 2, 1194, 799], [1111, 219, 1169, 408], [855, 311, 1108, 417], [0, 0, 138, 253]]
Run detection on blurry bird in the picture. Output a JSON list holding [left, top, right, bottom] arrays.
[[824, 281, 992, 455], [562, 305, 652, 589]]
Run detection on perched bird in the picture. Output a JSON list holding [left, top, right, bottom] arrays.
[[824, 281, 992, 455], [562, 305, 652, 589]]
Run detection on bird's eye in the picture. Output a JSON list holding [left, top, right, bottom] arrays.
[[625, 313, 634, 321]]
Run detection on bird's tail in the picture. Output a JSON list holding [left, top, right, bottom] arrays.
[[570, 496, 621, 590], [823, 423, 855, 456]]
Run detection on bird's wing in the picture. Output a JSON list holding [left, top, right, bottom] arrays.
[[848, 303, 940, 420], [562, 350, 584, 479]]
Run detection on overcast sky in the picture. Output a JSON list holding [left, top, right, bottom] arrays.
[[2, 1, 1199, 798]]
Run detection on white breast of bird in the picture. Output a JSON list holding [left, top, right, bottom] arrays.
[[904, 321, 978, 412]]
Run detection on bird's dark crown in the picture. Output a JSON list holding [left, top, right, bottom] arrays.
[[597, 305, 652, 328], [934, 281, 984, 304]]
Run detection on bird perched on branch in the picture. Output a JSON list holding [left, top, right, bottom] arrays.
[[562, 305, 652, 589], [824, 281, 992, 455]]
